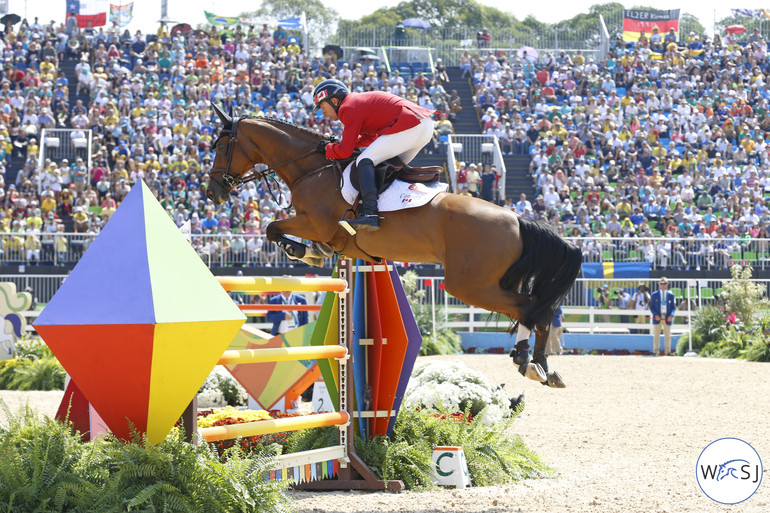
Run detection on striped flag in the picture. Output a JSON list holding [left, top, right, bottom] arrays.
[[622, 9, 680, 42], [110, 1, 133, 28], [731, 9, 763, 18], [66, 0, 109, 28]]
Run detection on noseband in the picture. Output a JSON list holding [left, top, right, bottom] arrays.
[[210, 116, 327, 195]]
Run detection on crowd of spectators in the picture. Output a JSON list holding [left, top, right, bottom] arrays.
[[0, 16, 457, 267], [4, 15, 770, 272], [469, 27, 770, 270]]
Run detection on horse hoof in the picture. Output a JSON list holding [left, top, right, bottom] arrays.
[[545, 371, 566, 388], [312, 242, 334, 258], [524, 363, 547, 383], [304, 257, 324, 267]]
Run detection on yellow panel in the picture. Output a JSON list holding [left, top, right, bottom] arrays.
[[146, 320, 244, 444], [323, 300, 340, 389]]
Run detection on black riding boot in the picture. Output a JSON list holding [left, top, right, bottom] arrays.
[[348, 158, 380, 232]]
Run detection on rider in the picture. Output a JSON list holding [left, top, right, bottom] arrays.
[[312, 78, 435, 231]]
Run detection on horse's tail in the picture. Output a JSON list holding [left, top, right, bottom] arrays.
[[500, 216, 582, 329]]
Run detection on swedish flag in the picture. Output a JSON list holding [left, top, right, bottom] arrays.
[[581, 262, 651, 279]]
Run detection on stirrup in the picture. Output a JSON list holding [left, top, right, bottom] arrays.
[[347, 214, 380, 232]]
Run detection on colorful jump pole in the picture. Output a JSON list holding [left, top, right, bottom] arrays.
[[217, 276, 347, 293], [217, 345, 347, 365], [199, 411, 350, 442]]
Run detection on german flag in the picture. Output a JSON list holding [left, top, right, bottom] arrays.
[[622, 9, 680, 42]]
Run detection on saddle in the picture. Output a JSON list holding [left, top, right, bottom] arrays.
[[338, 151, 442, 194]]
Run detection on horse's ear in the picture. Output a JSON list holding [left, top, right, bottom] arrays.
[[211, 101, 232, 128]]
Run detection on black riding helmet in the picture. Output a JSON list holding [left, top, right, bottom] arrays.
[[312, 79, 349, 113]]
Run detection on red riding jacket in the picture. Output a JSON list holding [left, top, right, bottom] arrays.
[[324, 91, 435, 160]]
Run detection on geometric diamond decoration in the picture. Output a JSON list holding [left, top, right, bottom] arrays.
[[35, 181, 245, 444]]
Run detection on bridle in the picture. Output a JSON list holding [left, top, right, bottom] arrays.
[[209, 116, 332, 196]]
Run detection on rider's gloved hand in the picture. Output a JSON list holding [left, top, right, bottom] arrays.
[[316, 139, 329, 154]]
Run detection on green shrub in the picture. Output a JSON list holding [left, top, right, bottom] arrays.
[[676, 331, 702, 356], [0, 358, 24, 389], [357, 407, 550, 489], [418, 330, 462, 356], [0, 401, 291, 513], [8, 357, 65, 391], [691, 305, 726, 346], [15, 338, 56, 360], [701, 326, 746, 359], [400, 271, 461, 356], [721, 265, 770, 326]]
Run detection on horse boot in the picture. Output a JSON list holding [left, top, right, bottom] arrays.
[[348, 158, 380, 232]]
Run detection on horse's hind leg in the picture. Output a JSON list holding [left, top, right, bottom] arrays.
[[530, 324, 566, 388]]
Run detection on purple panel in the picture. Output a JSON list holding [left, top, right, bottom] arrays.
[[351, 259, 368, 439], [35, 182, 154, 326], [386, 262, 423, 434]]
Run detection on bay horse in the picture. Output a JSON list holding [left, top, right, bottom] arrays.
[[206, 104, 582, 387]]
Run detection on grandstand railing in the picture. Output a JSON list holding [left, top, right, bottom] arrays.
[[569, 236, 770, 271], [328, 26, 606, 66], [38, 128, 93, 193], [6, 233, 769, 272], [13, 274, 768, 337]]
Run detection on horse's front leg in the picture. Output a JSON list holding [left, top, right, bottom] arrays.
[[265, 216, 332, 267]]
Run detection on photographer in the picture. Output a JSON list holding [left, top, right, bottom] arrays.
[[594, 283, 612, 323], [616, 288, 632, 324], [476, 28, 490, 51]]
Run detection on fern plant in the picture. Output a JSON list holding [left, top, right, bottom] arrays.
[[356, 406, 550, 490], [8, 357, 65, 391], [0, 400, 291, 513]]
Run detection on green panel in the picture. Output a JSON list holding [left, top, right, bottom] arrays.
[[141, 181, 245, 324]]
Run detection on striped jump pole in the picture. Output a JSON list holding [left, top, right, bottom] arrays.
[[199, 411, 350, 442], [217, 276, 348, 293], [217, 345, 347, 365]]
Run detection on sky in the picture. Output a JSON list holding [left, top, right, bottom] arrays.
[[3, 1, 760, 38]]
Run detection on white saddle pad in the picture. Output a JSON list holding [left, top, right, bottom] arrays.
[[340, 162, 448, 212]]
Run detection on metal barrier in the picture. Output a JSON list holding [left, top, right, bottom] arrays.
[[14, 274, 770, 334], [8, 233, 770, 273], [38, 128, 93, 193]]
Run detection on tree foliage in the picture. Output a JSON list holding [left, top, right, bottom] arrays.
[[345, 0, 516, 30]]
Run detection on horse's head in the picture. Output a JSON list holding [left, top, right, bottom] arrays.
[[207, 102, 255, 205], [207, 102, 328, 205]]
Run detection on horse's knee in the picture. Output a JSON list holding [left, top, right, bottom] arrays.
[[265, 222, 280, 242]]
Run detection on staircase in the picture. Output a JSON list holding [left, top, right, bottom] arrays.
[[503, 155, 536, 202], [444, 66, 480, 134], [407, 67, 480, 180], [59, 57, 82, 112]]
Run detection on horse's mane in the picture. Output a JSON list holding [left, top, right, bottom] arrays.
[[245, 115, 325, 140]]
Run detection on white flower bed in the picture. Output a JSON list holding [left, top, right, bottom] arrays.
[[403, 360, 511, 424]]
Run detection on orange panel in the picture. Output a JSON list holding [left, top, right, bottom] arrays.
[[37, 324, 154, 441]]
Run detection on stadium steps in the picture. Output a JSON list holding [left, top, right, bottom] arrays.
[[59, 59, 82, 111], [503, 155, 536, 203], [405, 67, 475, 181], [445, 66, 480, 133]]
